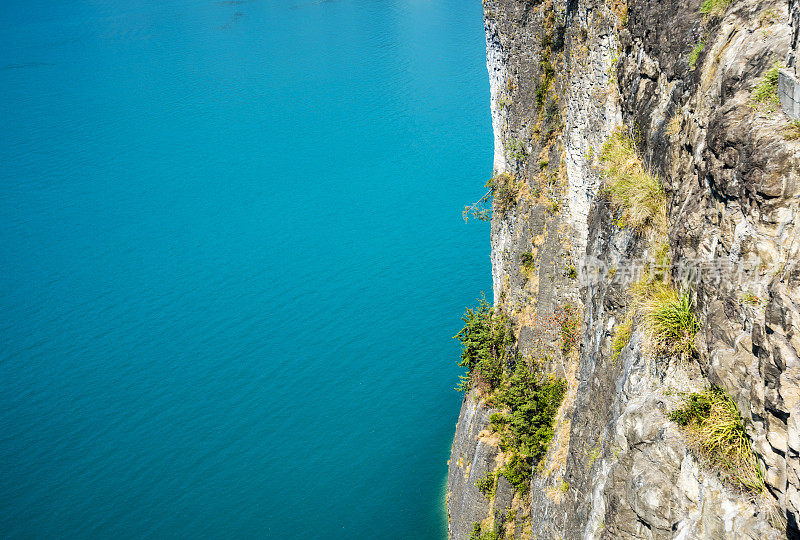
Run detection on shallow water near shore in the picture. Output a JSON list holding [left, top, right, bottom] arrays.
[[0, 0, 491, 537]]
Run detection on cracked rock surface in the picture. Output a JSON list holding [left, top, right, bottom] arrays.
[[447, 0, 800, 537]]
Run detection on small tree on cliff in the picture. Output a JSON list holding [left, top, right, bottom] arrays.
[[454, 294, 511, 392]]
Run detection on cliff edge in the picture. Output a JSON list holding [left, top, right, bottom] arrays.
[[447, 0, 800, 538]]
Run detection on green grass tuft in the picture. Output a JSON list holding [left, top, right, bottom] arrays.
[[611, 317, 633, 363], [752, 66, 781, 111], [599, 130, 666, 231], [635, 281, 698, 355], [669, 387, 764, 492], [688, 42, 705, 69], [700, 0, 732, 15]]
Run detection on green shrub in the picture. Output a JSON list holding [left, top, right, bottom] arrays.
[[486, 172, 520, 213], [454, 295, 512, 392], [535, 82, 548, 111], [500, 452, 533, 494], [541, 58, 555, 80], [504, 139, 528, 162], [599, 131, 666, 231], [752, 66, 780, 111], [462, 190, 493, 223], [566, 265, 578, 280], [490, 412, 508, 431], [469, 522, 502, 540], [535, 59, 554, 112], [669, 387, 764, 492], [636, 282, 699, 355], [494, 365, 567, 493], [456, 301, 568, 495], [669, 392, 712, 426], [475, 471, 497, 499], [497, 368, 566, 459], [520, 252, 535, 272]]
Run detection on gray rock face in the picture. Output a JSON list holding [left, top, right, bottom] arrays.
[[447, 390, 500, 540], [791, 0, 799, 76], [779, 69, 800, 119], [447, 0, 800, 537]]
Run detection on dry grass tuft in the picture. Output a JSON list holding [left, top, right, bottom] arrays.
[[666, 115, 681, 137], [785, 120, 800, 141], [599, 130, 666, 231], [545, 477, 570, 503]]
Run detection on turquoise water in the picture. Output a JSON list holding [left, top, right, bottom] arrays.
[[0, 0, 491, 537]]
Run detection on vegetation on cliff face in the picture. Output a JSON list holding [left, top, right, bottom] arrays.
[[598, 126, 753, 495], [634, 280, 699, 356], [454, 295, 513, 392], [486, 172, 520, 213], [469, 521, 502, 540], [610, 316, 632, 363], [597, 127, 763, 498], [455, 298, 568, 494], [688, 41, 705, 69], [700, 0, 733, 16], [599, 130, 666, 231], [555, 304, 580, 354], [450, 0, 800, 532], [785, 120, 800, 140], [669, 387, 764, 492], [475, 471, 497, 500], [491, 365, 567, 492], [599, 130, 699, 357], [752, 65, 781, 111], [461, 172, 521, 223]]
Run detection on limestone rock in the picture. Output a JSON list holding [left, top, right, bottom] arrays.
[[447, 0, 800, 537]]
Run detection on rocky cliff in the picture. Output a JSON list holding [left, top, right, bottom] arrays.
[[447, 0, 800, 538]]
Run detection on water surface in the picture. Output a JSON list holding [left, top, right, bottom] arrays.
[[0, 0, 491, 537]]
